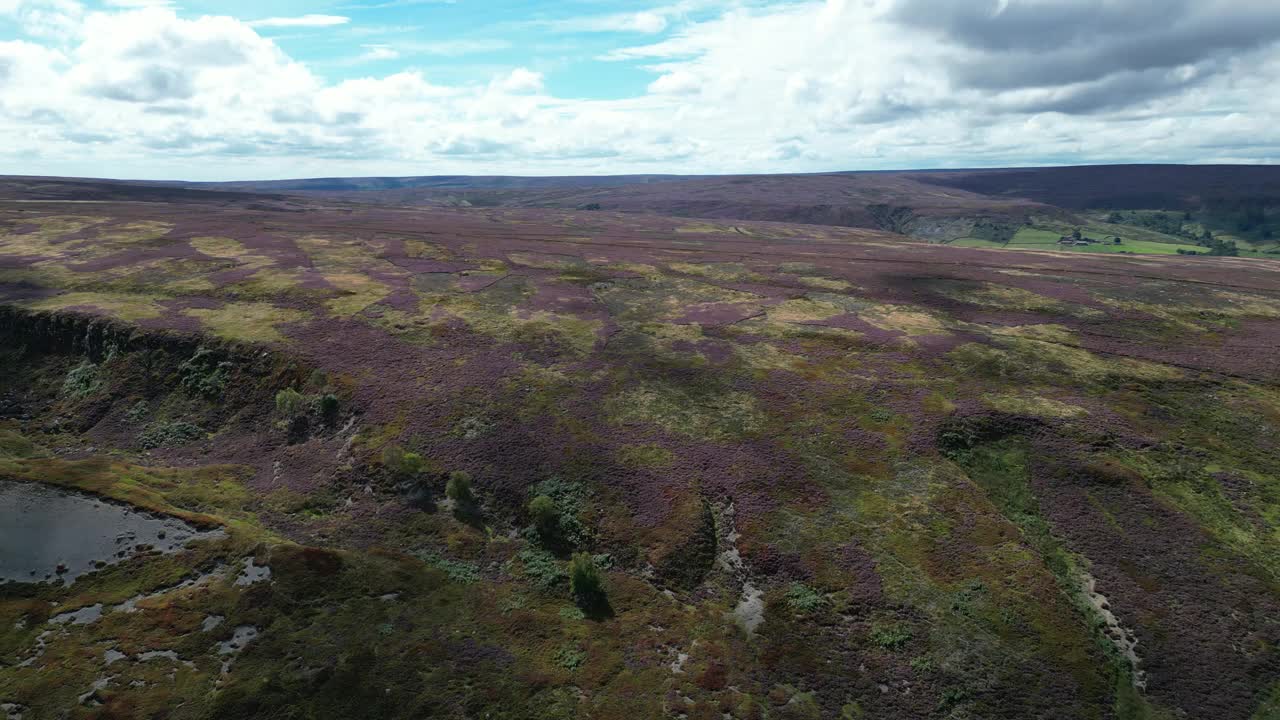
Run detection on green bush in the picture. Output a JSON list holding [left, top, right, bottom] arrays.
[[569, 552, 604, 601], [179, 348, 232, 399], [140, 420, 205, 449], [528, 494, 558, 536], [318, 393, 340, 417], [415, 550, 480, 584], [445, 471, 473, 505], [785, 582, 826, 614], [516, 547, 565, 590], [382, 444, 426, 477], [869, 621, 912, 649], [123, 400, 149, 423], [529, 477, 592, 546], [274, 387, 339, 427], [275, 387, 307, 417], [555, 646, 586, 670], [62, 360, 102, 399]]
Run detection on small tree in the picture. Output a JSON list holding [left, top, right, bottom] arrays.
[[318, 393, 340, 418], [382, 444, 426, 477], [446, 471, 473, 505], [569, 552, 604, 601], [528, 494, 558, 537]]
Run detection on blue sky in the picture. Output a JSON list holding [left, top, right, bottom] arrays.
[[237, 0, 682, 95], [1, 0, 1278, 180]]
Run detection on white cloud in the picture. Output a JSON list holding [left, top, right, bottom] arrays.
[[537, 9, 670, 34], [0, 0, 1278, 180], [248, 14, 349, 28], [358, 44, 399, 62], [2, 0, 84, 39], [104, 0, 174, 7], [648, 70, 699, 95], [493, 67, 543, 94]]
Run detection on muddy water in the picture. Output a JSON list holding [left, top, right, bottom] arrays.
[[0, 479, 219, 585]]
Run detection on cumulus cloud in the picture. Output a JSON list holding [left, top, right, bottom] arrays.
[[0, 0, 1278, 179], [493, 67, 544, 93]]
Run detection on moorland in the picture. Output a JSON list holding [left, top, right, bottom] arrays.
[[1, 167, 1279, 719]]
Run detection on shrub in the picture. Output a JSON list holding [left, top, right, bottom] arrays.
[[140, 420, 205, 449], [455, 415, 493, 440], [529, 477, 592, 546], [555, 646, 586, 669], [62, 360, 102, 399], [318, 393, 340, 417], [446, 471, 473, 505], [178, 348, 232, 399], [569, 552, 604, 601], [869, 621, 912, 649], [415, 550, 480, 584], [528, 494, 558, 536], [382, 444, 426, 477], [275, 388, 307, 417], [516, 547, 565, 590], [124, 400, 149, 423], [785, 583, 826, 614]]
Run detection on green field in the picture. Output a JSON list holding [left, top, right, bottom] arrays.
[[950, 225, 1202, 255]]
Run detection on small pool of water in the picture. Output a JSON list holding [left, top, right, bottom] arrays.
[[0, 479, 220, 585]]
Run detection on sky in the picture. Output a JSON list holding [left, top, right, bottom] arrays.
[[1, 0, 1279, 180]]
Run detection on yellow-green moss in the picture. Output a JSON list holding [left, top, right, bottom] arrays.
[[184, 302, 308, 344]]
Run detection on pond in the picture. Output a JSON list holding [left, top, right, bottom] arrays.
[[0, 479, 220, 585]]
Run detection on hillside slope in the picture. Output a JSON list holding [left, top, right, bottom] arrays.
[[1, 189, 1279, 719], [189, 164, 1280, 244]]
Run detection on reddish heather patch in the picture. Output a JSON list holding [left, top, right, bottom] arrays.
[[1030, 435, 1280, 719], [378, 287, 420, 313], [135, 313, 202, 334], [837, 541, 885, 606], [0, 253, 52, 269], [909, 333, 969, 354], [0, 283, 59, 302], [1072, 320, 1280, 380], [693, 338, 736, 364], [520, 280, 601, 316], [207, 266, 263, 285], [674, 303, 765, 326]]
